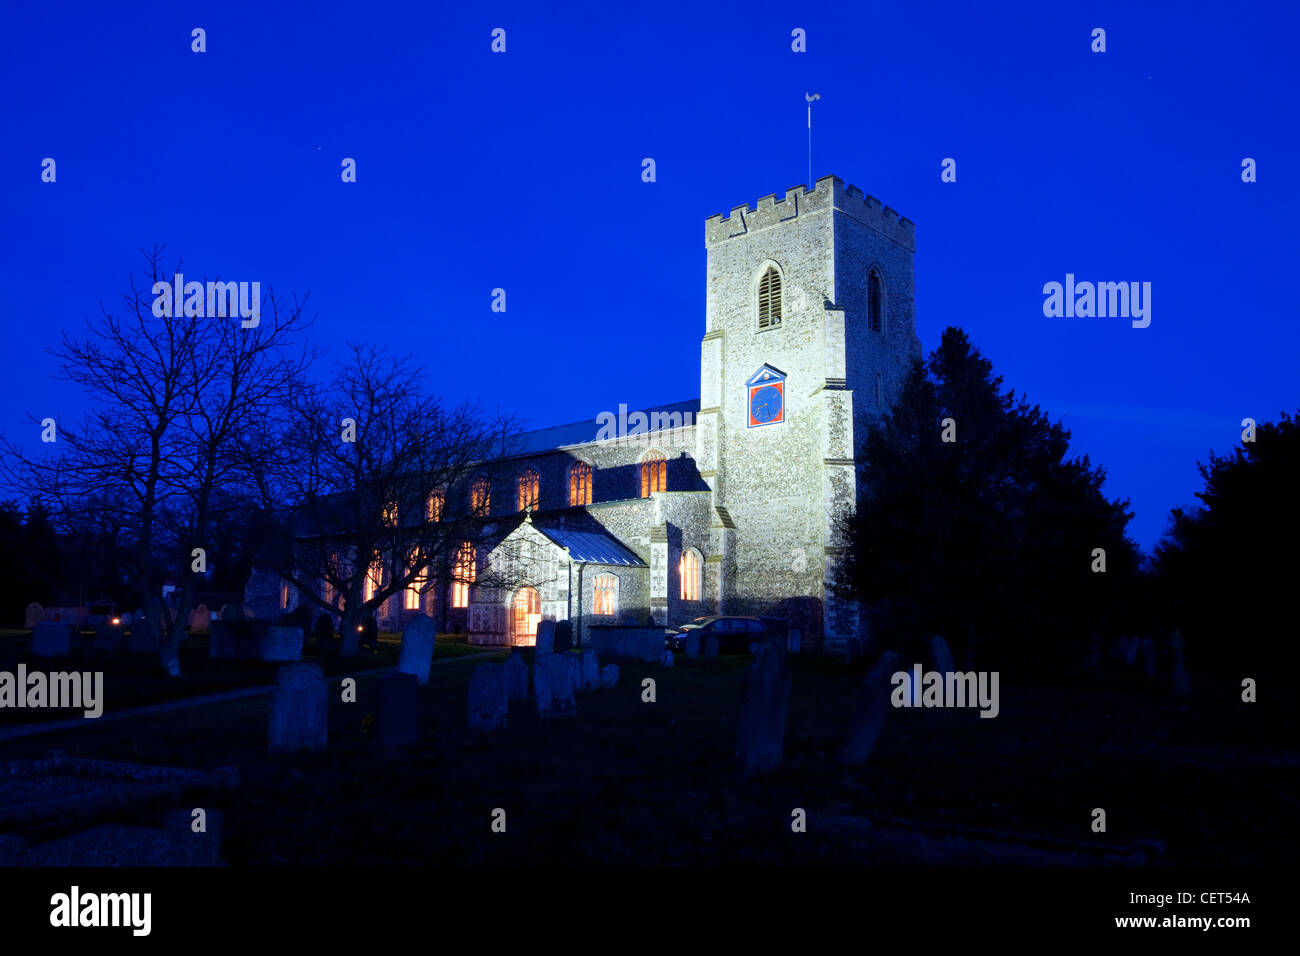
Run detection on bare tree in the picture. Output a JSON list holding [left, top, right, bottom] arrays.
[[1, 246, 314, 675], [260, 344, 529, 656]]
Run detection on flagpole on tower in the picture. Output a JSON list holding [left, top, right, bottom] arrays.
[[805, 92, 820, 189]]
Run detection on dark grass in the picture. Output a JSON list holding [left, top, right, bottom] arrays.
[[0, 649, 1293, 865], [0, 631, 478, 724]]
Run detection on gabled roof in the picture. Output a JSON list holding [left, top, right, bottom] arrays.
[[533, 525, 647, 566], [512, 398, 700, 455]]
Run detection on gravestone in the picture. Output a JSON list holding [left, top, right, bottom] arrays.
[[504, 652, 529, 700], [24, 603, 44, 629], [736, 642, 791, 778], [580, 649, 600, 690], [842, 650, 901, 765], [220, 604, 247, 623], [534, 653, 575, 717], [565, 653, 583, 691], [377, 672, 419, 747], [788, 629, 802, 655], [599, 663, 619, 688], [398, 614, 436, 684], [30, 621, 73, 658], [929, 635, 955, 677], [259, 625, 303, 662], [1171, 630, 1190, 699], [535, 619, 556, 655], [684, 631, 700, 659], [703, 636, 719, 660], [268, 663, 327, 753], [554, 620, 573, 654], [186, 604, 211, 632], [1140, 636, 1157, 678], [660, 650, 674, 668], [468, 663, 508, 730]]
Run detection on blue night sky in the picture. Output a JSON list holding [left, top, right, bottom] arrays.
[[2, 1, 1296, 554]]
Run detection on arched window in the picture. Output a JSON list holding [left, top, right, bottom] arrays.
[[593, 573, 618, 617], [426, 490, 444, 522], [679, 548, 702, 602], [452, 543, 475, 608], [470, 475, 491, 515], [512, 587, 541, 645], [868, 268, 883, 333], [323, 551, 341, 607], [517, 468, 540, 512], [569, 462, 593, 506], [405, 550, 426, 611], [640, 452, 667, 497], [758, 266, 782, 329], [363, 555, 383, 602]]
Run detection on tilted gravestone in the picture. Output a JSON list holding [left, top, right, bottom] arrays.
[[268, 663, 327, 753], [580, 649, 600, 690], [929, 635, 955, 677], [503, 652, 529, 701], [468, 663, 509, 730], [534, 653, 575, 717], [534, 619, 556, 655], [660, 650, 674, 668], [24, 603, 44, 629], [736, 642, 791, 778], [30, 622, 73, 658], [398, 614, 436, 685], [599, 663, 619, 688], [842, 650, 901, 765], [377, 672, 419, 747], [684, 631, 700, 659], [703, 636, 719, 660], [554, 620, 573, 654]]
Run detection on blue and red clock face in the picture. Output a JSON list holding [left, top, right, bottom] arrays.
[[748, 382, 784, 427]]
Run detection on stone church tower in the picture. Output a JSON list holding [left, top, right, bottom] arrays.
[[695, 174, 922, 648]]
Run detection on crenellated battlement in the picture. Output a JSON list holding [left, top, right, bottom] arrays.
[[704, 174, 915, 251]]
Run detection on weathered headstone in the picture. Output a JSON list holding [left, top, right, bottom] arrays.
[[842, 650, 901, 765], [398, 614, 436, 684], [377, 672, 419, 747], [259, 625, 303, 662], [535, 619, 556, 655], [24, 603, 44, 629], [929, 635, 955, 677], [534, 653, 575, 717], [599, 663, 619, 688], [1171, 630, 1190, 699], [554, 620, 573, 654], [787, 629, 802, 655], [736, 642, 791, 778], [580, 648, 600, 689], [30, 621, 73, 658], [660, 650, 674, 668], [468, 663, 508, 730], [1140, 636, 1156, 678], [186, 604, 211, 632], [268, 663, 327, 752], [504, 652, 529, 700], [684, 631, 700, 659], [703, 636, 719, 659]]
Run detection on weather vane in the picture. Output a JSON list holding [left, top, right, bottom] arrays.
[[805, 92, 821, 189]]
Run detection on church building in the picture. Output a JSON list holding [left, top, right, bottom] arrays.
[[247, 175, 921, 652]]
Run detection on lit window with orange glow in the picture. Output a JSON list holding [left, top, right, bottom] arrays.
[[679, 548, 702, 602], [364, 556, 383, 602], [452, 543, 475, 608], [279, 581, 291, 610], [470, 476, 491, 516], [512, 587, 540, 644], [427, 490, 444, 523], [323, 552, 341, 607], [593, 573, 618, 617], [405, 567, 426, 611], [640, 453, 666, 497], [518, 468, 540, 512], [382, 500, 398, 527], [569, 462, 593, 506]]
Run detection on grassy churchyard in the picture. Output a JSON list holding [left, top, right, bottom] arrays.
[[0, 641, 1293, 866]]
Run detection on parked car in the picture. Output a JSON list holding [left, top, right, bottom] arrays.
[[665, 616, 769, 654]]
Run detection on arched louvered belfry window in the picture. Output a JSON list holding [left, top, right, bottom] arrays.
[[758, 266, 782, 329], [868, 268, 884, 333]]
